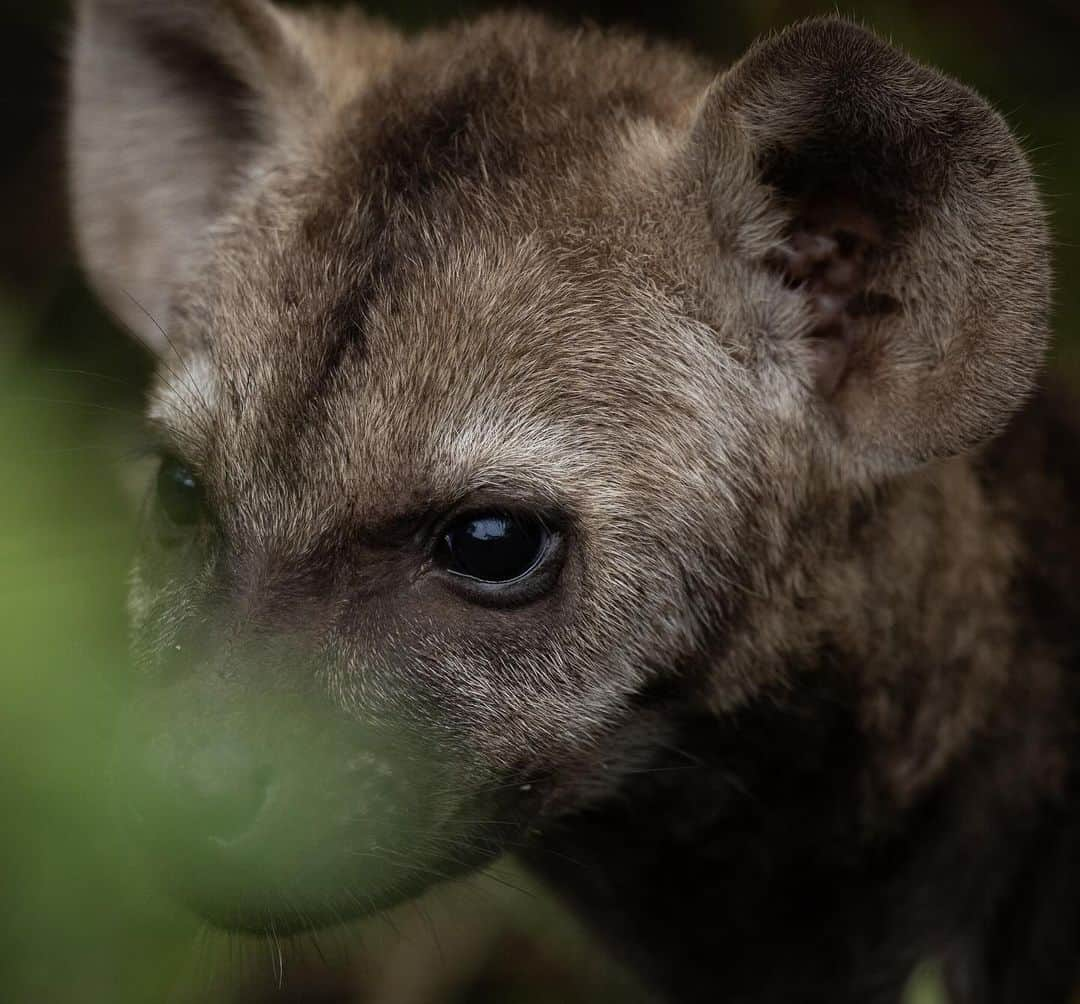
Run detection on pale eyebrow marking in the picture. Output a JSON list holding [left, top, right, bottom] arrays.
[[146, 352, 218, 459]]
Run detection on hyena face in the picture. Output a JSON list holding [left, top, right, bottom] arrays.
[[70, 1, 1048, 931]]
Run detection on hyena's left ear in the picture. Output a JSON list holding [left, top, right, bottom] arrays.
[[69, 0, 387, 351], [692, 18, 1051, 476], [70, 0, 313, 350]]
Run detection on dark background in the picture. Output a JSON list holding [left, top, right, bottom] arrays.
[[1, 2, 1076, 1002]]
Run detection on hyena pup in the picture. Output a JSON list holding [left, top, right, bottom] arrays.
[[69, 1, 1078, 1001]]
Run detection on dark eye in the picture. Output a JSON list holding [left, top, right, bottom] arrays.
[[156, 457, 204, 528], [434, 511, 549, 583]]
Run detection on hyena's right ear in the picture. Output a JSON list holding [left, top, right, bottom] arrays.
[[69, 0, 371, 351], [685, 19, 1051, 479]]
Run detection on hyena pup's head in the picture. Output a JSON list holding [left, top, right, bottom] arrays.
[[69, 0, 1049, 931]]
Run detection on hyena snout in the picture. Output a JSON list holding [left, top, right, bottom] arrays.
[[119, 681, 431, 932]]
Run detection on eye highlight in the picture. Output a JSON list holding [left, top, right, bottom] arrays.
[[433, 511, 550, 584], [155, 456, 204, 529]]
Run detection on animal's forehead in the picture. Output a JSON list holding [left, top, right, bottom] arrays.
[[179, 227, 723, 529], [156, 17, 728, 532]]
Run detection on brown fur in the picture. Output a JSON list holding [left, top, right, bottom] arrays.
[[69, 3, 1074, 1001]]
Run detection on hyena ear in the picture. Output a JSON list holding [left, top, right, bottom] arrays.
[[694, 18, 1051, 475], [69, 0, 312, 351]]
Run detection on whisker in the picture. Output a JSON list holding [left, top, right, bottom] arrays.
[[40, 366, 142, 391], [413, 897, 446, 971], [120, 291, 215, 431], [267, 918, 285, 989], [11, 395, 144, 420]]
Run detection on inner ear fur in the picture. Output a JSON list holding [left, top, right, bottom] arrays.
[[695, 17, 1051, 475]]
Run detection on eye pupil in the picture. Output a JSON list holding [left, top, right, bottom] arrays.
[[436, 512, 547, 583], [156, 458, 203, 527]]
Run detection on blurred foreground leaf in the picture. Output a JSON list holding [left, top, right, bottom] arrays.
[[0, 300, 233, 1003]]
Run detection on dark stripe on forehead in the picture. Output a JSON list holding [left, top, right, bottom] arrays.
[[359, 52, 531, 203], [329, 17, 678, 222], [290, 34, 665, 393], [276, 195, 434, 451], [248, 17, 703, 452], [283, 92, 509, 415]]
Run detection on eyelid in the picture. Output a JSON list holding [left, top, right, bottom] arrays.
[[142, 418, 206, 477]]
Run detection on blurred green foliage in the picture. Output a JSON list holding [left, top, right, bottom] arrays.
[[1, 0, 1075, 1001]]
